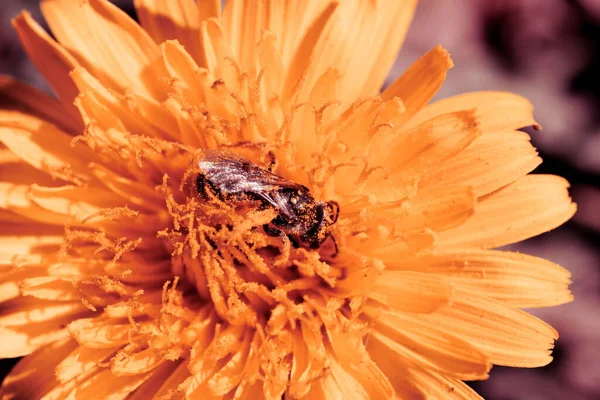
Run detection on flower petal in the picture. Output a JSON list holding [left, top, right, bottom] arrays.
[[68, 318, 137, 348], [368, 333, 484, 399], [11, 12, 82, 123], [41, 0, 163, 97], [0, 317, 73, 358], [370, 271, 453, 313], [0, 182, 73, 226], [294, 0, 377, 106], [0, 338, 77, 400], [382, 45, 454, 117], [186, 329, 254, 398], [160, 40, 206, 101], [389, 249, 573, 308], [365, 305, 491, 380], [326, 329, 395, 400], [282, 2, 338, 102], [0, 113, 97, 184], [384, 109, 480, 178], [359, 0, 419, 95], [185, 374, 222, 400], [65, 368, 151, 400], [231, 381, 264, 400], [114, 93, 180, 142], [111, 347, 164, 376], [0, 76, 81, 135], [413, 287, 559, 367], [299, 371, 361, 400], [286, 103, 319, 168], [363, 335, 427, 399], [407, 91, 541, 132], [197, 0, 221, 20], [0, 226, 57, 300], [273, 2, 340, 70], [47, 258, 109, 281], [42, 367, 102, 400], [20, 276, 81, 302], [0, 151, 58, 187], [395, 185, 476, 233], [257, 30, 285, 108], [0, 209, 32, 225], [288, 322, 328, 398], [222, 0, 272, 75], [146, 361, 190, 399], [70, 67, 168, 140], [437, 175, 577, 249], [134, 0, 212, 66], [288, 0, 417, 109], [89, 162, 164, 212], [370, 230, 437, 261], [223, 0, 336, 72], [0, 221, 63, 260], [28, 184, 125, 224], [126, 360, 184, 400], [0, 270, 37, 304], [56, 346, 116, 383], [0, 298, 87, 327], [420, 130, 542, 196], [326, 356, 392, 400], [200, 18, 238, 85]]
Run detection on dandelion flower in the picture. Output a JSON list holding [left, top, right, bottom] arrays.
[[0, 0, 576, 399]]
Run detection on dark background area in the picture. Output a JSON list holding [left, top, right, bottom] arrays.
[[1, 1, 599, 399]]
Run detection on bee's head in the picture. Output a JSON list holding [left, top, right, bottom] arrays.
[[302, 201, 339, 249]]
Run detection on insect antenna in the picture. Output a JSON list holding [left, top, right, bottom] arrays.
[[327, 201, 340, 223], [329, 234, 339, 257]]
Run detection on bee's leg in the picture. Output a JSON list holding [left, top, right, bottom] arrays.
[[329, 235, 339, 257], [263, 224, 299, 249], [223, 141, 266, 149], [288, 235, 300, 249], [196, 174, 221, 201], [263, 224, 282, 237], [266, 150, 277, 172], [312, 234, 338, 256], [326, 201, 340, 223], [196, 174, 209, 199]]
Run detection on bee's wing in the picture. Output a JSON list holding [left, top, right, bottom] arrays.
[[251, 190, 296, 220], [199, 150, 302, 219]]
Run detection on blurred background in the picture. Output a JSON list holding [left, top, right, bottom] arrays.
[[1, 1, 599, 399]]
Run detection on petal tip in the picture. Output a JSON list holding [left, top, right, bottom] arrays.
[[434, 44, 454, 69], [10, 10, 33, 29]]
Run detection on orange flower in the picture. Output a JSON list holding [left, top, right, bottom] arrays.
[[0, 0, 575, 399]]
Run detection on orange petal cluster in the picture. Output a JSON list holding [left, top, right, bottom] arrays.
[[0, 0, 575, 399]]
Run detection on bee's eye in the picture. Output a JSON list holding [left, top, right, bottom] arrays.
[[290, 196, 298, 205]]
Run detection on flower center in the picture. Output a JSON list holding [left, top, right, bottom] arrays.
[[66, 107, 375, 397], [162, 161, 341, 329], [150, 152, 371, 395]]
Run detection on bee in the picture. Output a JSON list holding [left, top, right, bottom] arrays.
[[196, 149, 339, 253]]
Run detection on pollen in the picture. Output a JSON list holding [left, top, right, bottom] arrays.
[[154, 162, 352, 396]]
